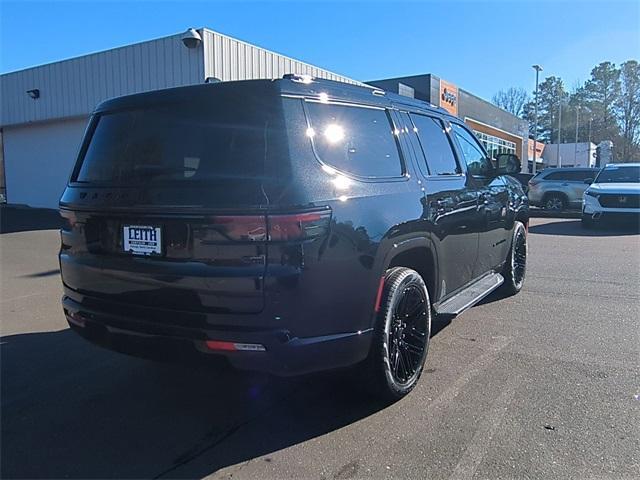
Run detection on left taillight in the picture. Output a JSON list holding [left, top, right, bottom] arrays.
[[59, 210, 77, 231]]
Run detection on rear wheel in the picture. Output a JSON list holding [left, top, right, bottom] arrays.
[[501, 221, 527, 296], [365, 267, 431, 401], [544, 194, 566, 212]]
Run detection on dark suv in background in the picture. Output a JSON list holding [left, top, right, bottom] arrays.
[[59, 76, 529, 400]]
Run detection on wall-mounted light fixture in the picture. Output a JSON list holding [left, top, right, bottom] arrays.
[[181, 28, 202, 49], [26, 89, 40, 99]]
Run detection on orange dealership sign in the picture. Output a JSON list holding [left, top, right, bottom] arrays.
[[439, 79, 459, 116]]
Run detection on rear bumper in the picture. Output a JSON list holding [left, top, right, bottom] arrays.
[[62, 292, 372, 376]]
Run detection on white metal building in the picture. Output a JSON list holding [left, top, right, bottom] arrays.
[[542, 142, 598, 169], [0, 28, 359, 208]]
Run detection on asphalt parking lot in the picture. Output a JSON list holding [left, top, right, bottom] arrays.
[[1, 215, 639, 479]]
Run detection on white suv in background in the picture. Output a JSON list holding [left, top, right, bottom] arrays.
[[582, 163, 640, 228]]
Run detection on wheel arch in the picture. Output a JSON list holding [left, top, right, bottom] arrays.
[[381, 237, 438, 303]]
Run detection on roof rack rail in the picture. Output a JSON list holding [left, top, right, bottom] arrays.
[[283, 73, 314, 84]]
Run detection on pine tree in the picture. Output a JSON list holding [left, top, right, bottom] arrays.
[[579, 62, 621, 147], [616, 60, 640, 160]]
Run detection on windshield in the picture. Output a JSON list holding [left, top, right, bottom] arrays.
[[74, 95, 287, 185], [594, 165, 640, 184]]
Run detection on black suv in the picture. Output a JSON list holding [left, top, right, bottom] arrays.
[[59, 76, 529, 400]]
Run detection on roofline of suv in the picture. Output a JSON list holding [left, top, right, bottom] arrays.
[[93, 75, 457, 121]]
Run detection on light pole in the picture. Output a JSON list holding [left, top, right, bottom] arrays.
[[574, 106, 580, 165], [532, 64, 543, 174], [557, 99, 562, 168]]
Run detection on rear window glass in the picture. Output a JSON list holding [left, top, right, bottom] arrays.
[[74, 96, 287, 185], [304, 102, 403, 178]]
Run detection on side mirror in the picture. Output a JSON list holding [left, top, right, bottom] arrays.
[[583, 178, 594, 184], [495, 153, 521, 176]]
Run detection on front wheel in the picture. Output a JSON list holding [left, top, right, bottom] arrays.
[[581, 214, 595, 229], [365, 267, 431, 401], [501, 221, 527, 296]]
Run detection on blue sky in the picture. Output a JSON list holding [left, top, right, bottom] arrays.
[[1, 0, 638, 101]]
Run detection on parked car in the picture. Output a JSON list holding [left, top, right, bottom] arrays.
[[582, 163, 640, 228], [528, 167, 599, 211], [59, 76, 529, 400]]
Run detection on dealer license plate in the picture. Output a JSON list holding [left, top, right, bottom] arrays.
[[123, 225, 162, 256]]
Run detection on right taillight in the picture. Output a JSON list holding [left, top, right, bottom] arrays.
[[205, 210, 331, 243], [268, 211, 331, 241]]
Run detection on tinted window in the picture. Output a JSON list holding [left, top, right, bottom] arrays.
[[305, 102, 403, 177], [410, 114, 459, 175], [452, 123, 493, 177], [565, 170, 596, 181], [543, 171, 571, 181], [75, 96, 287, 185], [595, 165, 640, 183]]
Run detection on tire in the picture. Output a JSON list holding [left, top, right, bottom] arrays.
[[544, 194, 566, 212], [581, 214, 594, 229], [501, 221, 527, 296], [365, 267, 431, 402]]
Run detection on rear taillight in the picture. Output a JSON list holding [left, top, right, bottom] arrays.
[[207, 215, 268, 242], [268, 211, 331, 241], [59, 210, 78, 231], [205, 210, 331, 242]]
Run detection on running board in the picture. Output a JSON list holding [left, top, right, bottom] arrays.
[[434, 273, 504, 315]]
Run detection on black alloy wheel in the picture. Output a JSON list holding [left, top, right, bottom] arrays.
[[501, 221, 527, 295], [367, 267, 431, 401]]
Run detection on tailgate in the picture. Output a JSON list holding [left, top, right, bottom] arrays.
[[60, 211, 266, 314]]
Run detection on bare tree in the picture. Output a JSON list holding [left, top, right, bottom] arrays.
[[492, 87, 529, 117]]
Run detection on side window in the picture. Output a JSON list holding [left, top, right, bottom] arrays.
[[304, 102, 403, 178], [452, 123, 493, 177], [566, 170, 593, 182], [544, 171, 569, 181], [409, 114, 459, 176]]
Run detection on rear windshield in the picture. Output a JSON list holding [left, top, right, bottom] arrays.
[[74, 95, 287, 185], [595, 165, 640, 183]]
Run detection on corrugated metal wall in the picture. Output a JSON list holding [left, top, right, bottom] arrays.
[[0, 28, 360, 128], [0, 33, 204, 127], [201, 29, 359, 85]]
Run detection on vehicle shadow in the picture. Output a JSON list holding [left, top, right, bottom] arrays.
[[0, 204, 63, 234], [529, 219, 640, 237], [2, 327, 427, 479]]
